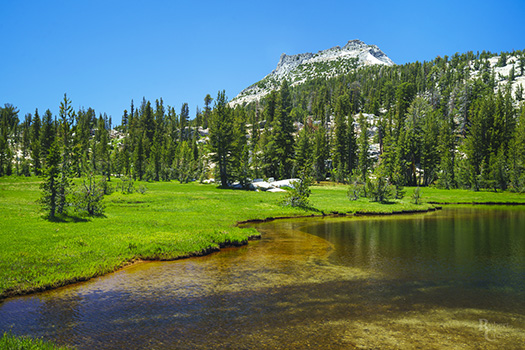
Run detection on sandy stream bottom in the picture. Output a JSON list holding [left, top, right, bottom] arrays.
[[1, 216, 524, 349]]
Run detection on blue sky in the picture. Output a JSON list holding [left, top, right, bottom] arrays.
[[1, 0, 524, 125]]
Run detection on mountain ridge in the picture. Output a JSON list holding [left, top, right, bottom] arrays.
[[230, 39, 394, 106]]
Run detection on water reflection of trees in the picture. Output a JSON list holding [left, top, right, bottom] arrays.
[[1, 208, 524, 349]]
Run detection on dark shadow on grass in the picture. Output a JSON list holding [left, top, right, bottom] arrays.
[[279, 201, 323, 213], [298, 205, 323, 213], [43, 213, 93, 223], [215, 185, 254, 191]]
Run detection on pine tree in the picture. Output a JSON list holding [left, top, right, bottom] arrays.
[[150, 134, 161, 182], [129, 100, 135, 132], [231, 107, 250, 187], [159, 136, 173, 181], [19, 113, 32, 176], [394, 82, 415, 139], [263, 91, 277, 124], [0, 127, 9, 177], [271, 80, 295, 179], [40, 109, 55, 163], [119, 137, 132, 177], [0, 104, 18, 176], [262, 129, 279, 178], [121, 109, 129, 133], [437, 118, 456, 189], [203, 94, 213, 129], [179, 102, 189, 142], [377, 128, 396, 184], [21, 113, 32, 158], [294, 118, 313, 176], [490, 90, 506, 155], [332, 94, 350, 182], [74, 107, 94, 176], [487, 145, 508, 191], [133, 133, 146, 180], [509, 106, 525, 191], [155, 98, 166, 138], [346, 113, 358, 179], [406, 97, 438, 185], [141, 99, 155, 155], [209, 90, 234, 187], [39, 140, 61, 219], [177, 141, 194, 183], [95, 114, 110, 180], [464, 97, 490, 190], [57, 94, 75, 214], [393, 129, 409, 186], [31, 108, 42, 175], [357, 113, 371, 181], [0, 110, 9, 176], [312, 124, 328, 182]]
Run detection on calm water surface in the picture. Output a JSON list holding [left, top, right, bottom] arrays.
[[1, 207, 524, 349]]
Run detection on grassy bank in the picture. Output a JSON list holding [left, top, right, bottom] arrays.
[[0, 332, 69, 350], [1, 177, 524, 300], [415, 186, 525, 204]]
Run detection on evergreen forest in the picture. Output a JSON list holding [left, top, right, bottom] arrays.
[[1, 49, 525, 195]]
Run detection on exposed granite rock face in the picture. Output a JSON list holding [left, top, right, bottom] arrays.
[[231, 40, 394, 107], [273, 52, 315, 79]]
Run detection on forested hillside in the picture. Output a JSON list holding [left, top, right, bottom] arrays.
[[1, 49, 525, 192]]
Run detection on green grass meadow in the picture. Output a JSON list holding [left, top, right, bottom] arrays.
[[0, 332, 70, 350], [1, 177, 525, 301]]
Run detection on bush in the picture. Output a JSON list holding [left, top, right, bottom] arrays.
[[100, 177, 114, 195], [347, 180, 365, 200], [72, 173, 105, 216], [20, 159, 31, 177], [116, 176, 147, 195], [509, 173, 525, 193], [394, 183, 406, 199], [365, 176, 395, 203], [281, 178, 311, 208], [119, 176, 135, 194], [137, 184, 148, 194], [412, 187, 422, 205], [331, 168, 347, 184]]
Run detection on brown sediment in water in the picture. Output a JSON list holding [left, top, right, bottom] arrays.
[[1, 207, 524, 349], [0, 205, 452, 301], [0, 235, 261, 301], [1, 206, 445, 301]]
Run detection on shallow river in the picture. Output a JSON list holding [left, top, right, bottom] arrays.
[[1, 207, 525, 349]]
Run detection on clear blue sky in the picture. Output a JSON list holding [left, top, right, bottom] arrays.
[[1, 0, 524, 125]]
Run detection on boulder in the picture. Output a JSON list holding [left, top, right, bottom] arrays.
[[266, 187, 287, 193], [251, 181, 274, 191], [270, 179, 300, 189]]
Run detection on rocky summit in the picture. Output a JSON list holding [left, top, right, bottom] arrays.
[[230, 39, 394, 106]]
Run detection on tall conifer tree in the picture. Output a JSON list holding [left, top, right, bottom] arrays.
[[209, 90, 234, 187]]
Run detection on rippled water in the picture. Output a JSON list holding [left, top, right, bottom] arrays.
[[1, 207, 524, 349]]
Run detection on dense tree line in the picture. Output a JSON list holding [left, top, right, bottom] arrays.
[[1, 48, 525, 193], [229, 49, 525, 192]]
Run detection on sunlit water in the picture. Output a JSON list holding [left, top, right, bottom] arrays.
[[1, 207, 525, 349]]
